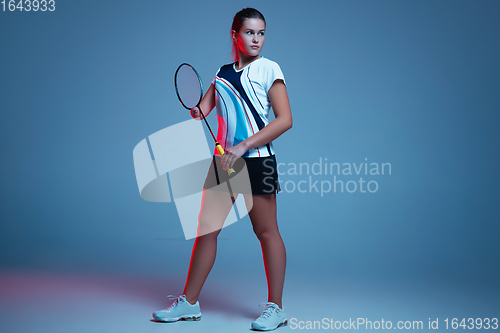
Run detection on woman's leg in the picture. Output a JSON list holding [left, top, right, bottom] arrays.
[[248, 193, 286, 309], [183, 188, 236, 305]]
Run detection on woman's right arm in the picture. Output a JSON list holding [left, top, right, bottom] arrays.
[[191, 83, 216, 120]]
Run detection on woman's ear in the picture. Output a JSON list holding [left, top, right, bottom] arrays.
[[232, 30, 237, 42]]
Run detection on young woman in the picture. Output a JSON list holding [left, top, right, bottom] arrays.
[[153, 8, 292, 331]]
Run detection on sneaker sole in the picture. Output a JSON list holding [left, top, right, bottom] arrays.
[[251, 319, 288, 331], [153, 313, 201, 323]]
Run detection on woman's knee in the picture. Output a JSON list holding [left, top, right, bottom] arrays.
[[253, 227, 280, 243], [197, 214, 224, 237]]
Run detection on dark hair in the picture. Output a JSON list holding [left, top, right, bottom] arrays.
[[231, 8, 266, 62]]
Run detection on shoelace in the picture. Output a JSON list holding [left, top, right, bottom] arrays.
[[258, 302, 279, 319], [166, 294, 183, 309]]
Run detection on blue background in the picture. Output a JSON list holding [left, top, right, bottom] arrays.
[[0, 0, 499, 331]]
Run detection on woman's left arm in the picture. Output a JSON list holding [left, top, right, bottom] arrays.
[[222, 79, 292, 170]]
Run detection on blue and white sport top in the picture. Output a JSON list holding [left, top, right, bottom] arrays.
[[211, 56, 285, 158]]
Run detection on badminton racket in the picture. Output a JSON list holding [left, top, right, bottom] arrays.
[[174, 63, 235, 175]]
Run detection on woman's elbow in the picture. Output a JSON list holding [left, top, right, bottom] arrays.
[[276, 114, 292, 131]]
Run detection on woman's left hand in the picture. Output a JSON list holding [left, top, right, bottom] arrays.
[[222, 142, 248, 171]]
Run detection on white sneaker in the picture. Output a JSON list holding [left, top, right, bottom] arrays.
[[251, 302, 288, 331], [153, 295, 201, 322]]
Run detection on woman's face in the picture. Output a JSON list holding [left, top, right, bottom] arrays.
[[234, 18, 266, 58]]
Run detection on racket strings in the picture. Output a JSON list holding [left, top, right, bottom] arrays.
[[175, 65, 203, 109]]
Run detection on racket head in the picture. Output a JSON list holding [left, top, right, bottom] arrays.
[[174, 63, 204, 110]]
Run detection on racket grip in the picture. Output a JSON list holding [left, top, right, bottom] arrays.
[[215, 143, 235, 175]]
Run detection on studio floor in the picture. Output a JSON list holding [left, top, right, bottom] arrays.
[[1, 269, 498, 333]]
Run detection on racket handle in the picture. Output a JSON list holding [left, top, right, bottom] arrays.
[[215, 143, 235, 175]]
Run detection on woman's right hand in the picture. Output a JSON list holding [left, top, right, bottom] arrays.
[[190, 84, 216, 120], [190, 106, 202, 120]]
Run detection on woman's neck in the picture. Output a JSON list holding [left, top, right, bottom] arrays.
[[236, 53, 261, 70]]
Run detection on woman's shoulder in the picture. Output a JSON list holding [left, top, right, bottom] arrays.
[[214, 62, 236, 77], [255, 56, 281, 69], [251, 57, 285, 79], [220, 62, 235, 70]]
